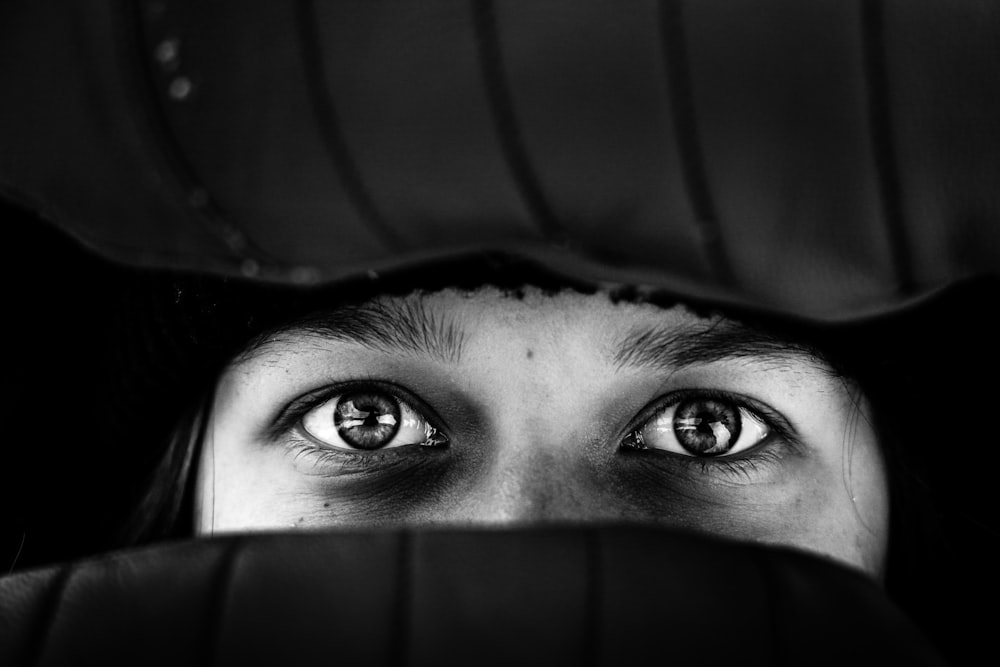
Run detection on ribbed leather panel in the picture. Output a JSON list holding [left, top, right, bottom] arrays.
[[1, 1, 998, 320], [0, 527, 947, 666]]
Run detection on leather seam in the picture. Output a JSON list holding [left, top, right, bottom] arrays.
[[472, 0, 566, 243], [389, 531, 412, 667], [861, 0, 915, 294], [658, 0, 734, 286], [27, 563, 75, 667], [294, 0, 404, 253], [200, 537, 244, 667]]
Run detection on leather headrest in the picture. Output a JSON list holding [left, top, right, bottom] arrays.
[[0, 527, 946, 666], [2, 1, 999, 321]]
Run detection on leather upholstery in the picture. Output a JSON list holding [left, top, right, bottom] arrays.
[[1, 0, 998, 321], [0, 527, 946, 666]]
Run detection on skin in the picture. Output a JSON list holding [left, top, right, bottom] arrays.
[[194, 287, 889, 578]]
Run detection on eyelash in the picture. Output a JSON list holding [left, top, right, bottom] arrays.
[[618, 388, 801, 481], [269, 379, 449, 472], [271, 383, 800, 481]]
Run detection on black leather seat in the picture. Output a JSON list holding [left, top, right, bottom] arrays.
[[0, 526, 946, 666], [2, 0, 999, 320]]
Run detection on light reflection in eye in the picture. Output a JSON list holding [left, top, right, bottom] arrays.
[[624, 396, 770, 457], [301, 390, 445, 451]]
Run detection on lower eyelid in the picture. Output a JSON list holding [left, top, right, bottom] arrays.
[[284, 431, 446, 477], [679, 447, 787, 483], [619, 433, 795, 484]]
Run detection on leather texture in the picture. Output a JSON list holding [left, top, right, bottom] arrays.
[[0, 526, 948, 666], [1, 0, 998, 321]]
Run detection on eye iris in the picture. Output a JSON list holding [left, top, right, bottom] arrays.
[[673, 399, 742, 456], [333, 392, 401, 450]]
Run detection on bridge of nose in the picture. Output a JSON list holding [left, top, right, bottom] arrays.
[[454, 445, 612, 523], [444, 295, 629, 522]]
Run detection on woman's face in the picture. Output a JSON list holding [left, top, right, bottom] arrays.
[[194, 288, 888, 577]]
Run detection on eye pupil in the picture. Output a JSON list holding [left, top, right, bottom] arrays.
[[674, 399, 741, 456], [333, 392, 401, 450]]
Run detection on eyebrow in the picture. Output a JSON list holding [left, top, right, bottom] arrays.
[[611, 318, 829, 374], [241, 297, 467, 364]]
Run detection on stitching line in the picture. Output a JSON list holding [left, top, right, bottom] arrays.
[[200, 538, 243, 667], [659, 0, 734, 285], [861, 0, 914, 295], [472, 0, 565, 242], [115, 0, 272, 264], [294, 0, 404, 252], [389, 531, 412, 667], [26, 563, 75, 667]]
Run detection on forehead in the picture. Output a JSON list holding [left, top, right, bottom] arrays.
[[372, 287, 713, 340], [237, 287, 830, 374]]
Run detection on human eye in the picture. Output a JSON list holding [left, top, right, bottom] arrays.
[[620, 390, 777, 459], [294, 384, 448, 453]]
